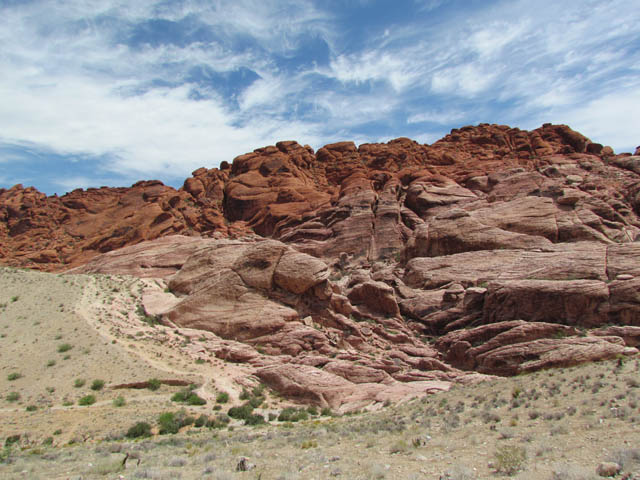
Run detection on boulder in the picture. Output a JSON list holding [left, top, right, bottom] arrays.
[[274, 250, 329, 294]]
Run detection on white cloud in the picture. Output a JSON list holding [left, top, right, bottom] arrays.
[[407, 110, 466, 125], [541, 85, 640, 153], [2, 0, 640, 193], [431, 64, 499, 96], [329, 51, 422, 92]]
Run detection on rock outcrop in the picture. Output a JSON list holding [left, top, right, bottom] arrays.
[[3, 122, 640, 410]]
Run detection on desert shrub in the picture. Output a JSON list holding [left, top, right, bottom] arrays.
[[25, 405, 37, 412], [171, 390, 188, 402], [57, 343, 72, 353], [228, 404, 254, 420], [158, 410, 194, 435], [4, 435, 20, 447], [239, 389, 250, 400], [252, 384, 265, 396], [74, 378, 85, 388], [194, 414, 208, 428], [78, 395, 96, 406], [147, 378, 161, 391], [126, 422, 152, 439], [301, 439, 318, 449], [7, 372, 21, 381], [91, 379, 105, 391], [216, 392, 229, 403], [494, 445, 526, 475], [244, 414, 266, 426], [187, 393, 206, 405], [6, 392, 20, 402], [481, 411, 501, 424], [321, 407, 333, 416], [171, 389, 206, 405], [113, 396, 126, 407], [278, 407, 308, 422], [206, 414, 230, 429], [136, 304, 161, 326]]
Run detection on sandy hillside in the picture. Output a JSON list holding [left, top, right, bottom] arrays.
[[0, 267, 261, 444]]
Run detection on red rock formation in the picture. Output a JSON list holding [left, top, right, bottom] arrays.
[[2, 123, 640, 409]]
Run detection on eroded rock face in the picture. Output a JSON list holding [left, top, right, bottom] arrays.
[[4, 123, 640, 410]]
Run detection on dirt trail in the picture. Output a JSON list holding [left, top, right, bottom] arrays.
[[74, 273, 251, 402]]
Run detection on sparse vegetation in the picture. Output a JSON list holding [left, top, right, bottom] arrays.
[[494, 444, 527, 475], [57, 343, 72, 353], [90, 379, 105, 391], [216, 391, 230, 403], [171, 389, 206, 406], [147, 378, 161, 391], [7, 372, 21, 381], [78, 395, 96, 406], [5, 392, 19, 402], [126, 421, 152, 438]]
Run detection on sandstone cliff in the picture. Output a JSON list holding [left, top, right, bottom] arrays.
[[2, 123, 640, 409]]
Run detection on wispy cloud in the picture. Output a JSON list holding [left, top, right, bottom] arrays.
[[0, 0, 639, 194]]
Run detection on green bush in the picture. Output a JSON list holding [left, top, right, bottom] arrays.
[[6, 392, 19, 402], [187, 393, 206, 405], [157, 410, 194, 435], [216, 392, 230, 403], [194, 414, 208, 428], [206, 414, 230, 429], [171, 389, 205, 405], [4, 435, 20, 447], [74, 378, 85, 388], [278, 407, 308, 422], [171, 390, 188, 402], [113, 396, 126, 407], [90, 379, 105, 391], [228, 403, 254, 420], [147, 378, 161, 391], [321, 407, 332, 416], [78, 395, 96, 406], [252, 384, 265, 397], [57, 343, 72, 353], [25, 405, 37, 412], [244, 414, 266, 426], [126, 422, 152, 439], [239, 389, 250, 400], [7, 373, 21, 381]]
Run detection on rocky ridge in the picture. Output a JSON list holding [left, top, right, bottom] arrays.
[[3, 123, 640, 409]]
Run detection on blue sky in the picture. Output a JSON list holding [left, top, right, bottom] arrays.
[[1, 0, 639, 195]]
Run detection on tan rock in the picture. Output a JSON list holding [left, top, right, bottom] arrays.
[[274, 250, 329, 294]]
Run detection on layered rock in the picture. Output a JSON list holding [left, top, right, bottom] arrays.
[[3, 122, 640, 409]]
